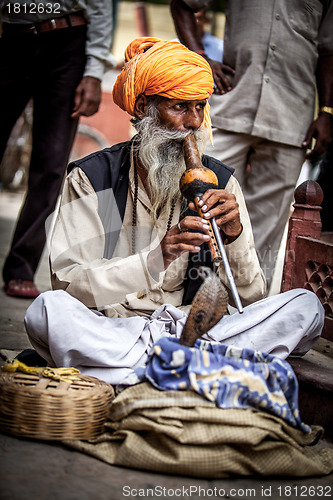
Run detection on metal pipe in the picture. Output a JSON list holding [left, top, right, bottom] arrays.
[[210, 217, 243, 313]]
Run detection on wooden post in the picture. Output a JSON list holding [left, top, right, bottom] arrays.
[[281, 180, 323, 292]]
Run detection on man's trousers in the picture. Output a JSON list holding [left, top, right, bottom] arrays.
[[25, 288, 324, 385], [0, 25, 86, 283]]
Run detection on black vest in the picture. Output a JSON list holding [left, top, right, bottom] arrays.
[[68, 139, 234, 305]]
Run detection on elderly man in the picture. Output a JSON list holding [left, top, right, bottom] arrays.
[[25, 38, 323, 385]]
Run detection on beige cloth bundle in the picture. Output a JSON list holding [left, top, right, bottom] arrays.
[[64, 382, 333, 478]]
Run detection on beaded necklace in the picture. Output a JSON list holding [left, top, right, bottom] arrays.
[[132, 162, 176, 255]]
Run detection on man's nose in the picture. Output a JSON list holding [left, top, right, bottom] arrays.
[[183, 109, 202, 131]]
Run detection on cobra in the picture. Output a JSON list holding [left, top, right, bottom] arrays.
[[179, 266, 229, 347]]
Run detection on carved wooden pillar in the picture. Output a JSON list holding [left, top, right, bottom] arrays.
[[281, 180, 323, 292]]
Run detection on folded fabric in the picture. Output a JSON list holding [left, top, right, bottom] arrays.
[[64, 382, 333, 478], [120, 337, 310, 432]]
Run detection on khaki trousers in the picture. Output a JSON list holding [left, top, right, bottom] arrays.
[[205, 131, 306, 287]]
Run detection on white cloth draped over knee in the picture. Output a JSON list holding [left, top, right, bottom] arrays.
[[205, 289, 323, 357], [24, 289, 324, 385]]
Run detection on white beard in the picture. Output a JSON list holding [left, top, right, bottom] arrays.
[[133, 107, 208, 221]]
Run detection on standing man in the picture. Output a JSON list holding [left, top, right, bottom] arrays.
[[0, 0, 113, 297], [170, 0, 333, 288]]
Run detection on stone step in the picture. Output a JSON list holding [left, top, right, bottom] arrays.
[[289, 337, 333, 439]]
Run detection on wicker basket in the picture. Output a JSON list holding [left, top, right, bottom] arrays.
[[0, 371, 114, 440]]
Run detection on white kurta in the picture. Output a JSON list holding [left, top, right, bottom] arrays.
[[49, 165, 266, 316]]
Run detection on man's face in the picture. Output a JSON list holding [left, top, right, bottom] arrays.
[[132, 96, 208, 221], [155, 98, 207, 133]]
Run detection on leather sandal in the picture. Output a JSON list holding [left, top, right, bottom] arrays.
[[4, 279, 40, 299]]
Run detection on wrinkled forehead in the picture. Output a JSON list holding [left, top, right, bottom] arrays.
[[146, 95, 207, 107]]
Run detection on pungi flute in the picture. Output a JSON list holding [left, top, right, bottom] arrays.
[[180, 134, 244, 314]]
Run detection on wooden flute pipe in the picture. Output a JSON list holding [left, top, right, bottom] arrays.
[[180, 134, 244, 314], [180, 135, 222, 262], [192, 197, 221, 262]]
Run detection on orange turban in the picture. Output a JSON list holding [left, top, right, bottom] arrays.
[[112, 37, 214, 140]]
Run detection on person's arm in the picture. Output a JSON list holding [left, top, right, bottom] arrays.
[[50, 168, 162, 309], [302, 54, 333, 159], [71, 0, 113, 118], [201, 176, 266, 306], [187, 175, 266, 305], [169, 0, 234, 94], [148, 173, 266, 306]]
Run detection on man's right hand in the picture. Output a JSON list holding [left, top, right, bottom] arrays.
[[147, 216, 210, 275]]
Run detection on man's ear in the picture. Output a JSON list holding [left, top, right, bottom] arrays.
[[134, 94, 149, 119]]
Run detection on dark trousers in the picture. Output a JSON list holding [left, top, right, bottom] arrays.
[[1, 25, 86, 283], [316, 141, 333, 232]]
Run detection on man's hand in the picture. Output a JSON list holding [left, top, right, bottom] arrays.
[[207, 58, 235, 95], [147, 216, 210, 273], [191, 188, 242, 242], [71, 76, 102, 118], [169, 0, 234, 95], [302, 113, 333, 160], [304, 54, 333, 160]]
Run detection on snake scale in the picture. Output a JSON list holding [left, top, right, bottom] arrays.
[[179, 266, 229, 347]]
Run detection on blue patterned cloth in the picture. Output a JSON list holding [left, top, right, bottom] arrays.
[[120, 337, 310, 433]]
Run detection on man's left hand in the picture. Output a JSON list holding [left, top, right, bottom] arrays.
[[71, 76, 102, 118], [189, 188, 242, 242], [302, 113, 333, 160]]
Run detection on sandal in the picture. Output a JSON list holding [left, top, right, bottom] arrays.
[[4, 279, 40, 299]]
